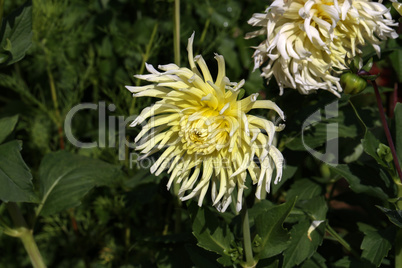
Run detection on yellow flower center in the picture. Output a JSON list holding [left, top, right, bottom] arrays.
[[179, 112, 230, 155]]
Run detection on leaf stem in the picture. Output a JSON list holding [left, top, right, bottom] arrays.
[[372, 80, 402, 183], [173, 0, 180, 66], [6, 203, 46, 268], [326, 222, 360, 259], [241, 201, 255, 267], [348, 99, 367, 135]]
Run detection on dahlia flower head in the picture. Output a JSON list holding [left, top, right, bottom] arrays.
[[246, 0, 399, 97], [126, 33, 285, 212]]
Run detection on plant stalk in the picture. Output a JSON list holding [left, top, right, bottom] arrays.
[[372, 80, 402, 183], [44, 46, 64, 150], [396, 228, 402, 268], [6, 203, 46, 268], [131, 23, 158, 114], [173, 0, 180, 66], [326, 222, 360, 259], [241, 202, 255, 267]]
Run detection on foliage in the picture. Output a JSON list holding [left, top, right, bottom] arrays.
[[0, 0, 402, 267]]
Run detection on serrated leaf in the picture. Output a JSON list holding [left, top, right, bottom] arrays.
[[0, 140, 37, 203], [358, 223, 395, 267], [282, 219, 326, 268], [37, 151, 122, 216], [254, 198, 296, 260], [287, 179, 323, 201], [188, 203, 234, 265], [0, 1, 32, 65], [0, 115, 19, 144], [330, 164, 390, 201], [376, 206, 402, 228]]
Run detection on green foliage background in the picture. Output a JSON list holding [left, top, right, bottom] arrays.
[[1, 0, 402, 267]]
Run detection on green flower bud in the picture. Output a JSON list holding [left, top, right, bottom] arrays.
[[340, 72, 367, 95], [393, 2, 402, 16]]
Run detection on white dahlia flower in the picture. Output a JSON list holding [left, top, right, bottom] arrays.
[[246, 0, 399, 96], [126, 33, 285, 212]]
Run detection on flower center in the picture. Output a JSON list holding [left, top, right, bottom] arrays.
[[179, 112, 231, 155]]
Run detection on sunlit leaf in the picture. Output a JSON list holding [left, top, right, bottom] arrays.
[[254, 198, 296, 260], [0, 1, 32, 65], [37, 151, 123, 216]]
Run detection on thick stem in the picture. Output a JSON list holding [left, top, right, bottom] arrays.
[[6, 203, 46, 268], [19, 228, 47, 268], [372, 81, 402, 183], [396, 228, 402, 268], [173, 0, 180, 66], [241, 202, 255, 267]]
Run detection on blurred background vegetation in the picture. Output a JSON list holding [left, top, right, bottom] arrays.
[[1, 0, 402, 267]]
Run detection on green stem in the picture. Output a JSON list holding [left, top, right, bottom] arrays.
[[396, 228, 402, 268], [173, 0, 180, 66], [0, 0, 4, 24], [326, 222, 360, 259], [44, 46, 64, 149], [6, 203, 46, 268], [372, 81, 402, 183], [241, 202, 255, 267], [130, 23, 158, 114], [348, 99, 367, 135], [199, 18, 210, 45]]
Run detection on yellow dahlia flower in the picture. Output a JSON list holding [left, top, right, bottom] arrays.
[[246, 0, 399, 96], [126, 33, 285, 212]]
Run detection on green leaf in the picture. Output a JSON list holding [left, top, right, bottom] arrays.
[[300, 196, 328, 221], [282, 219, 326, 268], [301, 252, 327, 268], [362, 57, 373, 72], [358, 223, 395, 267], [395, 103, 402, 166], [37, 151, 123, 216], [287, 179, 323, 201], [0, 115, 19, 144], [0, 1, 32, 65], [254, 198, 296, 260], [361, 131, 388, 168], [0, 140, 37, 203], [188, 203, 234, 266], [330, 164, 391, 201], [376, 206, 402, 228]]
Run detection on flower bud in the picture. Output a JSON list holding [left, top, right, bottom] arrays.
[[392, 1, 402, 16], [340, 72, 367, 95]]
